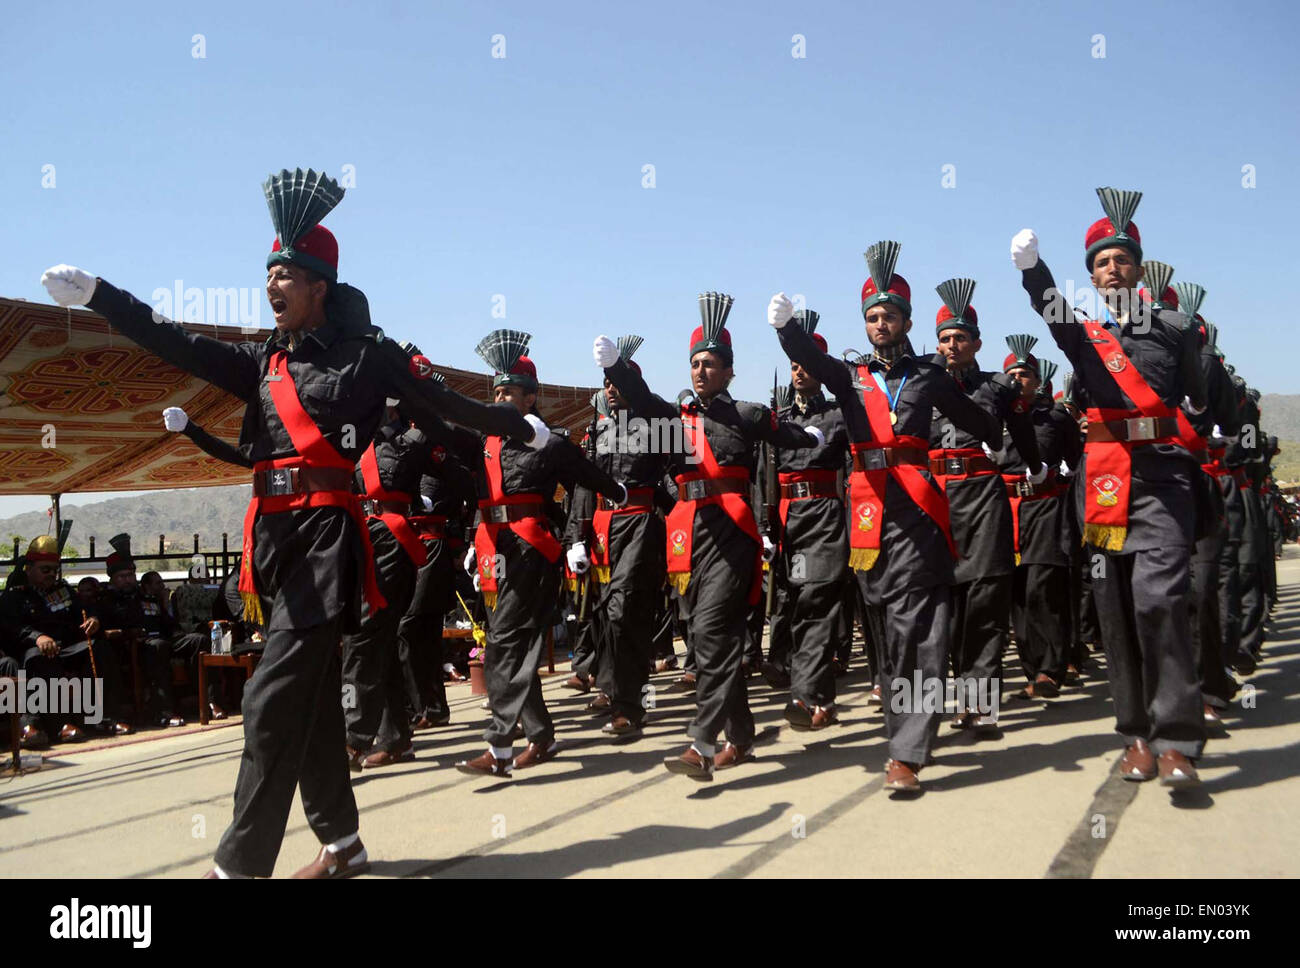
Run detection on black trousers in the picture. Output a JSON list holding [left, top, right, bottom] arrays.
[[1011, 564, 1069, 683], [787, 580, 843, 708], [766, 565, 793, 672], [483, 623, 553, 748], [21, 641, 120, 732], [1217, 535, 1243, 665], [1089, 545, 1205, 758], [137, 634, 177, 720], [876, 581, 950, 765], [949, 574, 1011, 689], [395, 610, 449, 722], [342, 546, 416, 752], [590, 569, 658, 723], [214, 616, 358, 878], [1192, 528, 1236, 708]]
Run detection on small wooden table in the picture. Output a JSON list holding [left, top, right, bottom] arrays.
[[197, 653, 260, 725]]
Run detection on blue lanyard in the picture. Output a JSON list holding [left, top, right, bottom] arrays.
[[870, 368, 908, 416]]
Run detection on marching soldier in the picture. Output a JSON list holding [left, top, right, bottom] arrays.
[[593, 293, 822, 780], [928, 281, 1044, 730], [42, 167, 544, 878], [564, 336, 670, 737], [455, 331, 627, 777], [760, 311, 852, 730], [998, 342, 1075, 697], [1011, 187, 1208, 790], [768, 241, 1021, 793]]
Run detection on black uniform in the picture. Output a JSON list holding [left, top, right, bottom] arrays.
[[1020, 260, 1207, 760], [997, 396, 1074, 686], [760, 390, 851, 710], [98, 582, 178, 723], [87, 277, 535, 878], [602, 358, 816, 754], [778, 324, 1010, 766], [564, 402, 671, 726], [930, 366, 1040, 703], [459, 424, 623, 753]]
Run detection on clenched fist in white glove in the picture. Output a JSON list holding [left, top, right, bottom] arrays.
[[463, 547, 477, 576], [473, 572, 481, 592], [804, 425, 826, 447], [567, 543, 590, 575], [524, 413, 551, 450], [593, 335, 619, 368], [767, 292, 794, 329], [41, 265, 98, 307], [1027, 462, 1049, 486], [1010, 229, 1040, 271], [163, 407, 189, 432], [762, 535, 777, 563]]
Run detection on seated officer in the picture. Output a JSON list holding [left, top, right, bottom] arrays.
[[0, 536, 131, 746], [98, 535, 185, 727]]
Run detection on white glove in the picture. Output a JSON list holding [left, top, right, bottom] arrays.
[[615, 482, 629, 506], [761, 535, 776, 563], [473, 572, 481, 592], [41, 264, 98, 307], [524, 413, 551, 450], [804, 425, 826, 446], [1010, 229, 1040, 271], [463, 547, 477, 576], [162, 407, 189, 432], [567, 543, 589, 575], [767, 292, 794, 329], [593, 335, 619, 368], [981, 442, 996, 459], [1027, 462, 1049, 486], [1183, 395, 1206, 416], [421, 495, 434, 512]]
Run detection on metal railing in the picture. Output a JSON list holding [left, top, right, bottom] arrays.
[[3, 532, 240, 583]]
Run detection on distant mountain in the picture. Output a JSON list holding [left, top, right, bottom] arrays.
[[1260, 394, 1300, 444], [1, 486, 250, 560]]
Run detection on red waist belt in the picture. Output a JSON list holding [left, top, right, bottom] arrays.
[[408, 514, 447, 540], [361, 489, 428, 568], [847, 436, 954, 572], [1002, 472, 1063, 562], [591, 486, 656, 581], [777, 469, 839, 527], [242, 458, 386, 622]]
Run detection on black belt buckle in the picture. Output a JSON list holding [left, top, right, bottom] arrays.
[[859, 450, 888, 471], [262, 466, 300, 496], [944, 457, 966, 476], [1015, 480, 1035, 497], [683, 480, 709, 500], [788, 481, 813, 498], [361, 499, 382, 516], [1124, 416, 1157, 441], [486, 505, 511, 524]]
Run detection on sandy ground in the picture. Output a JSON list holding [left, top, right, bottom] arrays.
[[3, 549, 1297, 878]]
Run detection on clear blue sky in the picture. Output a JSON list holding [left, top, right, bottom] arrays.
[[2, 0, 1297, 518]]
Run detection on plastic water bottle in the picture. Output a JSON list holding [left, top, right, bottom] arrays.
[[210, 623, 222, 656]]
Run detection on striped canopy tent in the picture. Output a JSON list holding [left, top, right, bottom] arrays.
[[0, 296, 600, 497]]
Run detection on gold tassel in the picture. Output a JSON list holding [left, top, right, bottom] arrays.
[[1014, 552, 1022, 566], [848, 547, 879, 572], [1082, 523, 1127, 553], [667, 571, 691, 595], [593, 565, 611, 584], [566, 577, 580, 594], [482, 591, 498, 610], [240, 591, 263, 627]]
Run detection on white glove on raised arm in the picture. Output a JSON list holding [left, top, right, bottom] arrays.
[[804, 425, 826, 447], [593, 335, 619, 368], [767, 292, 794, 329], [41, 265, 98, 307], [163, 407, 189, 432], [761, 535, 776, 563], [566, 543, 589, 575], [524, 413, 551, 450], [1010, 229, 1040, 271], [463, 546, 477, 576]]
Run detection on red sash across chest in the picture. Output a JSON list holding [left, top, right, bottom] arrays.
[[1080, 322, 1181, 551], [846, 365, 955, 571], [665, 409, 762, 605], [358, 443, 428, 568], [473, 436, 560, 607], [238, 350, 386, 624]]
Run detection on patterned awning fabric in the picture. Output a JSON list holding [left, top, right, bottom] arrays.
[[0, 297, 600, 496]]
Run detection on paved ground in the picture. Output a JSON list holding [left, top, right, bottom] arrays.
[[4, 550, 1298, 878]]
